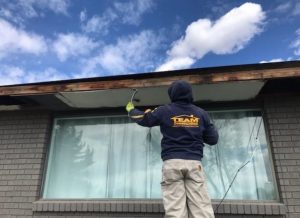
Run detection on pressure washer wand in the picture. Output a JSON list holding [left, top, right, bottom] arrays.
[[130, 88, 138, 103], [128, 88, 138, 117]]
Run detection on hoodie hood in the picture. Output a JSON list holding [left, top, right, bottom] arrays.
[[168, 80, 194, 103]]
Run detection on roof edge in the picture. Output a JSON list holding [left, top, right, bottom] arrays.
[[0, 61, 300, 96], [1, 60, 300, 88]]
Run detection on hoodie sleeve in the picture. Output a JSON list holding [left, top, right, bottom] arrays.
[[202, 111, 219, 145], [129, 107, 163, 127]]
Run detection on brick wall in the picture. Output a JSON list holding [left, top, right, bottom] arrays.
[[0, 110, 50, 218], [264, 95, 300, 218], [0, 93, 299, 218]]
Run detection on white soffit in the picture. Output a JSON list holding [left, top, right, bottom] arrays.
[[55, 80, 265, 108]]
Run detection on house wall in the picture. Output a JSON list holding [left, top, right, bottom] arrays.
[[264, 95, 300, 218], [0, 94, 299, 218]]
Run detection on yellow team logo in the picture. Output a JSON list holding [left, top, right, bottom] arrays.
[[171, 115, 200, 127]]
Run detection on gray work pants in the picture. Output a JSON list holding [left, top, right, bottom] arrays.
[[161, 159, 215, 218]]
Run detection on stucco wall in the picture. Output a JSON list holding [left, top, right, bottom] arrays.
[[0, 94, 299, 218]]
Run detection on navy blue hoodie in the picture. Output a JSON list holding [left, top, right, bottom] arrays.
[[129, 80, 219, 161]]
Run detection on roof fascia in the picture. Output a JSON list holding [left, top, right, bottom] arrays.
[[0, 64, 300, 96]]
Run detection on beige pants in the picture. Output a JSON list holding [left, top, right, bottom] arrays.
[[161, 159, 215, 218]]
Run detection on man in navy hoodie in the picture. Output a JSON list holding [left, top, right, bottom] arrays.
[[126, 80, 218, 218]]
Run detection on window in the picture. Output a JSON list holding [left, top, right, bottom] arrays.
[[43, 116, 162, 199], [43, 110, 277, 200], [202, 111, 277, 200]]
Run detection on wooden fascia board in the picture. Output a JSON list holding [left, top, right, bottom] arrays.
[[0, 67, 300, 96]]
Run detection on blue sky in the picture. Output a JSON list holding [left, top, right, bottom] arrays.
[[0, 0, 299, 85]]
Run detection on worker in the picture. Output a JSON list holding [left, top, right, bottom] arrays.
[[126, 80, 218, 218]]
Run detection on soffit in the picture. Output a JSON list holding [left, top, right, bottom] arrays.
[[50, 80, 265, 108]]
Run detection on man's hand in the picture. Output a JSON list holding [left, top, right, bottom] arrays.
[[126, 102, 134, 112]]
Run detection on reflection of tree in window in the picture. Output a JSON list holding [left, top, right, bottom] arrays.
[[52, 120, 94, 197], [43, 112, 277, 200]]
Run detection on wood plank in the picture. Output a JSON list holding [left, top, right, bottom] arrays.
[[0, 67, 300, 96]]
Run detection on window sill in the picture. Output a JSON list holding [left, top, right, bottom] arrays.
[[32, 199, 286, 215], [32, 199, 164, 213], [212, 200, 286, 215]]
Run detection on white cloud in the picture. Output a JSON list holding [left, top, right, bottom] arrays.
[[293, 2, 300, 16], [82, 30, 163, 75], [291, 29, 300, 56], [25, 67, 69, 83], [81, 0, 154, 34], [81, 9, 117, 34], [0, 66, 25, 85], [274, 2, 292, 13], [260, 58, 284, 63], [156, 2, 266, 71], [0, 0, 70, 24], [0, 18, 47, 58], [52, 33, 99, 61], [273, 1, 300, 17], [80, 9, 87, 22], [0, 65, 68, 86], [40, 0, 70, 15], [260, 58, 286, 63], [114, 0, 154, 25], [156, 57, 195, 72], [0, 8, 16, 21]]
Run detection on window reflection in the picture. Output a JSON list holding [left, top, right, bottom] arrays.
[[43, 111, 277, 200], [202, 111, 277, 200]]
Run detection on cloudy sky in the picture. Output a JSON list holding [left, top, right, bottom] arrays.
[[0, 0, 299, 85]]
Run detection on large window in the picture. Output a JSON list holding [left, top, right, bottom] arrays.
[[202, 111, 277, 200], [43, 110, 277, 200]]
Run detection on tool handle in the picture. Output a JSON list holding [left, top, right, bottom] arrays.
[[130, 88, 138, 103]]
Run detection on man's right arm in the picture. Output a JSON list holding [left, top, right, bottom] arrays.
[[129, 107, 162, 127], [202, 111, 219, 145]]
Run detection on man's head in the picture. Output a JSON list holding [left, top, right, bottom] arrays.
[[168, 80, 193, 103]]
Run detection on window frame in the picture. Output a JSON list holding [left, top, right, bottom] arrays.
[[205, 108, 280, 202], [37, 106, 282, 214]]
